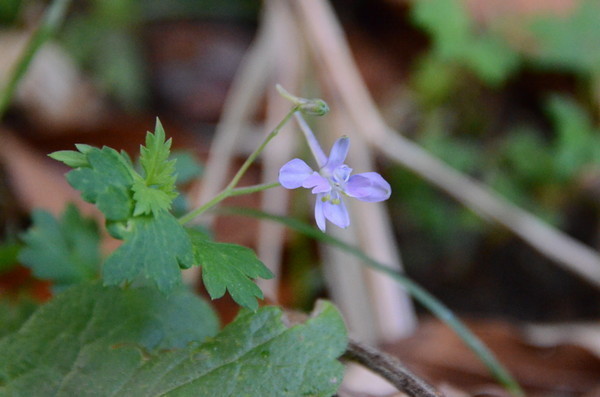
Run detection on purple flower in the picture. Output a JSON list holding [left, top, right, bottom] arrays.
[[279, 135, 391, 231]]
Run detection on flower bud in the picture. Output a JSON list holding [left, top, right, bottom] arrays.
[[299, 99, 329, 116], [276, 84, 329, 116]]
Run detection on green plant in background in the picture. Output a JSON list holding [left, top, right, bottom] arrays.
[[410, 0, 520, 105], [529, 0, 600, 75], [57, 0, 260, 109], [399, 0, 600, 274], [60, 0, 147, 108], [0, 0, 22, 25]]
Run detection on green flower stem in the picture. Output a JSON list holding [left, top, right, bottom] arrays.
[[225, 106, 299, 190], [229, 182, 281, 197], [178, 182, 280, 225], [179, 106, 298, 225], [179, 190, 230, 225], [0, 0, 72, 120], [222, 207, 525, 397]]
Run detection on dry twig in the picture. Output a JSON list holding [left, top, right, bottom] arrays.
[[343, 339, 443, 397]]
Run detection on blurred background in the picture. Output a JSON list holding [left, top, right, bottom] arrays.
[[2, 0, 600, 394]]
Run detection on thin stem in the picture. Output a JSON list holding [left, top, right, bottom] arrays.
[[229, 182, 281, 197], [0, 0, 72, 119], [179, 189, 230, 225], [222, 207, 525, 396], [179, 106, 297, 225], [225, 106, 299, 190], [178, 182, 281, 225]]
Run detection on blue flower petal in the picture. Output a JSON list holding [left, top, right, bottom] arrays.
[[314, 195, 326, 231], [303, 172, 331, 194], [324, 136, 350, 172], [323, 198, 350, 229], [279, 158, 314, 189], [333, 165, 352, 184], [346, 172, 391, 202]]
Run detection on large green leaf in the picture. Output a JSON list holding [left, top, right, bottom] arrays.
[[0, 299, 37, 339], [0, 283, 346, 396], [0, 282, 219, 395]]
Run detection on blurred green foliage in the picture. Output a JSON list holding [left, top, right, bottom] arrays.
[[0, 241, 20, 275], [60, 0, 146, 109], [530, 1, 600, 74], [411, 0, 519, 98], [398, 0, 600, 273], [58, 0, 258, 109], [0, 0, 22, 25]]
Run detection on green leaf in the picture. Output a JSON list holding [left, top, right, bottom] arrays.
[[103, 212, 194, 292], [48, 150, 89, 168], [118, 301, 346, 397], [61, 146, 135, 221], [0, 282, 344, 396], [131, 119, 178, 216], [19, 205, 101, 291], [0, 282, 220, 396], [190, 231, 274, 311]]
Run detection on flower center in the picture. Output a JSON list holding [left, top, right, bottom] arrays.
[[318, 164, 353, 205]]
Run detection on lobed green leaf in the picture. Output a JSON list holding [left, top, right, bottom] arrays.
[[19, 204, 101, 291], [132, 119, 178, 216], [64, 146, 135, 221], [190, 231, 274, 311], [103, 212, 194, 292]]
